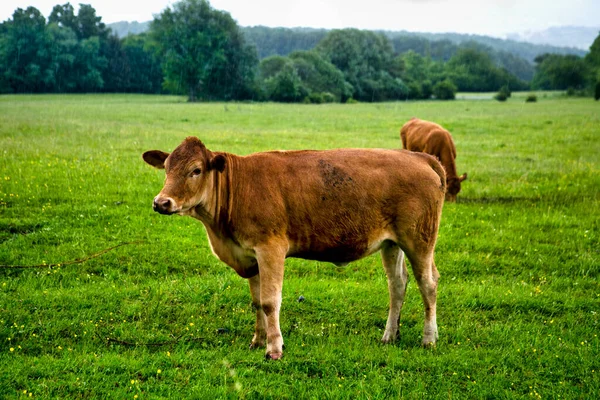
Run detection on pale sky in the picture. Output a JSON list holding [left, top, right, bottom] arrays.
[[1, 0, 599, 38]]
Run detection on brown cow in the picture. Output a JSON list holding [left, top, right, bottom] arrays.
[[401, 118, 467, 202], [143, 137, 446, 359]]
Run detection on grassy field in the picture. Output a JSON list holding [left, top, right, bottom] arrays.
[[0, 94, 598, 399]]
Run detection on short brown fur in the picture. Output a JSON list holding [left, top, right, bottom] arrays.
[[401, 118, 467, 202], [143, 137, 446, 359]]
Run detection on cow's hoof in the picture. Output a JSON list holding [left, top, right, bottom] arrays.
[[265, 352, 283, 360], [422, 340, 436, 348], [249, 335, 266, 349], [381, 332, 398, 344]]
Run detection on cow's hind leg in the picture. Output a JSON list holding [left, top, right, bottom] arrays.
[[405, 248, 440, 346], [381, 242, 409, 343], [248, 274, 267, 349]]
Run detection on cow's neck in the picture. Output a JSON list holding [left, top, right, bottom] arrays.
[[439, 148, 458, 180], [192, 152, 236, 238], [190, 154, 258, 277]]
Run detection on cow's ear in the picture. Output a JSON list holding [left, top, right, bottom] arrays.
[[209, 154, 226, 172], [459, 173, 468, 182], [143, 150, 169, 169]]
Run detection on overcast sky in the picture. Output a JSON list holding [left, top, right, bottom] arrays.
[[2, 0, 599, 38]]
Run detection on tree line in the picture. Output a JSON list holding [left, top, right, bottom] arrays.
[[1, 0, 599, 102]]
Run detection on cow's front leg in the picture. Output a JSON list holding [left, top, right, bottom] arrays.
[[255, 244, 286, 360], [248, 274, 267, 349]]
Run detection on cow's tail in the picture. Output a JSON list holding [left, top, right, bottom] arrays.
[[411, 153, 446, 246]]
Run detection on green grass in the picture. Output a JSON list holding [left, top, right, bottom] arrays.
[[0, 94, 598, 399]]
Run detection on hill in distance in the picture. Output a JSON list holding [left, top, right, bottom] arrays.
[[507, 26, 599, 50], [107, 21, 590, 64]]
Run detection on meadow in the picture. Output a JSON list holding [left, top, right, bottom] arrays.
[[0, 94, 598, 399]]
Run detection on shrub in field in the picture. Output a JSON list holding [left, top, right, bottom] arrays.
[[433, 79, 457, 100], [525, 94, 537, 102], [494, 92, 508, 101], [494, 85, 511, 101], [322, 92, 336, 103], [499, 85, 511, 97], [308, 92, 323, 104]]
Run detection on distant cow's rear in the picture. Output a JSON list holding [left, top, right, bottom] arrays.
[[401, 118, 467, 202]]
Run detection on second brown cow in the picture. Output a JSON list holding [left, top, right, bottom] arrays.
[[143, 137, 446, 359], [401, 118, 467, 202]]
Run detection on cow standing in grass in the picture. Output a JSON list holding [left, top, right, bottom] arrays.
[[401, 118, 467, 202], [143, 137, 446, 359]]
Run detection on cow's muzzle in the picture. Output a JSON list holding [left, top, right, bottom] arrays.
[[153, 195, 177, 215]]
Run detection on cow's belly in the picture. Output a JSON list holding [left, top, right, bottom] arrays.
[[287, 234, 390, 265]]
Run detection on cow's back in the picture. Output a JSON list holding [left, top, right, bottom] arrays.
[[226, 148, 445, 263], [401, 118, 456, 160]]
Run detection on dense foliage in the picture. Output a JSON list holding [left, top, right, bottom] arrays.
[[151, 0, 257, 101], [0, 1, 598, 101]]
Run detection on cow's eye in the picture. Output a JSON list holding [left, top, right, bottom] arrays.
[[191, 168, 202, 176]]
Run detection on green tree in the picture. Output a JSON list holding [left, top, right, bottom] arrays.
[[151, 0, 258, 101], [44, 22, 78, 92], [531, 53, 589, 90], [242, 26, 327, 59], [121, 34, 163, 93], [585, 32, 600, 98], [288, 51, 352, 102], [446, 46, 527, 92], [48, 3, 78, 34], [259, 56, 289, 80], [316, 29, 406, 101], [74, 36, 106, 91], [399, 50, 436, 99], [77, 4, 109, 40], [263, 63, 306, 102], [46, 3, 109, 92], [0, 7, 52, 93], [585, 33, 600, 68]]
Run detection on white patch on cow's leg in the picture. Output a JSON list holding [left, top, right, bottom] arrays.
[[381, 244, 409, 343], [409, 252, 439, 347], [255, 245, 286, 360], [248, 274, 267, 349]]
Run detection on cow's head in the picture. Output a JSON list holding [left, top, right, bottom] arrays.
[[445, 173, 467, 202], [142, 137, 226, 215]]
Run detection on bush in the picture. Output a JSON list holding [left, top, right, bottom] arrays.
[[494, 92, 508, 102], [525, 94, 537, 102], [499, 85, 512, 98], [264, 64, 307, 102], [308, 92, 324, 104], [595, 82, 600, 101], [407, 82, 422, 99], [345, 98, 359, 104], [322, 92, 336, 103], [433, 79, 457, 100], [421, 80, 433, 99]]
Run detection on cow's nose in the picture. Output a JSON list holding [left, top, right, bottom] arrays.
[[153, 196, 175, 214]]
